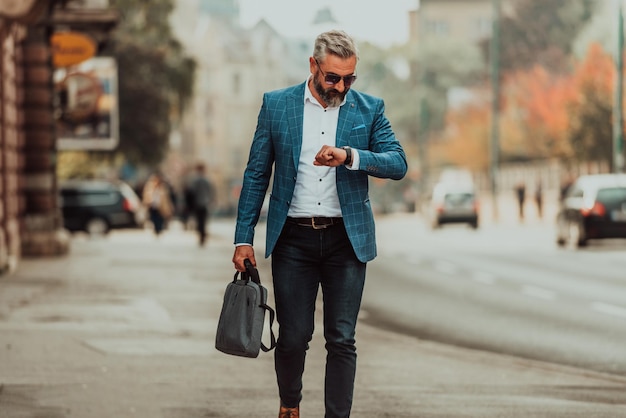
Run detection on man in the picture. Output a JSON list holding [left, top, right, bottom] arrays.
[[515, 181, 526, 221], [187, 162, 215, 246], [232, 30, 407, 418]]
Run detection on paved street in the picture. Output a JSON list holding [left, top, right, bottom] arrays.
[[1, 218, 626, 417]]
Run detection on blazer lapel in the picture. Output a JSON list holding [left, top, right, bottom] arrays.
[[336, 93, 357, 147], [287, 87, 305, 169]]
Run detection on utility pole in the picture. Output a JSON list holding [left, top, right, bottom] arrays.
[[418, 76, 430, 203], [615, 0, 625, 173], [490, 0, 501, 220]]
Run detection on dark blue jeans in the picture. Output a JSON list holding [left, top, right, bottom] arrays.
[[271, 221, 366, 418]]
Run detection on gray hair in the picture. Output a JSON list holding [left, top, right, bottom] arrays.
[[313, 30, 359, 63]]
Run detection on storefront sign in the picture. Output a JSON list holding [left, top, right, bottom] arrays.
[[51, 32, 97, 68], [54, 57, 119, 151]]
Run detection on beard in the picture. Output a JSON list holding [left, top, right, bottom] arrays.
[[313, 72, 348, 107]]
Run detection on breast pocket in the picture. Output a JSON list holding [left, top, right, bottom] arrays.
[[349, 124, 369, 148]]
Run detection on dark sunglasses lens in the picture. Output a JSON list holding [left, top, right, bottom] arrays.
[[344, 76, 356, 87], [325, 74, 341, 85], [325, 74, 356, 87]]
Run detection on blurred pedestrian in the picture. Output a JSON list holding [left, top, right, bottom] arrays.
[[534, 181, 543, 219], [182, 177, 195, 230], [515, 182, 526, 221], [232, 30, 407, 418], [560, 173, 575, 202], [187, 163, 215, 246], [142, 172, 174, 236]]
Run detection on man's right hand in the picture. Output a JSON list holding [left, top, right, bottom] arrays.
[[232, 245, 256, 272]]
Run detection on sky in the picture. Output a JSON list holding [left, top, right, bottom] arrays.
[[238, 0, 418, 48]]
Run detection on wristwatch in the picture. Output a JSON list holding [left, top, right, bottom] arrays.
[[342, 146, 352, 166]]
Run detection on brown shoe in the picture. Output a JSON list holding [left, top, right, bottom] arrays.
[[278, 405, 300, 418]]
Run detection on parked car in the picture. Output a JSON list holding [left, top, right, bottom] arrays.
[[556, 174, 626, 248], [59, 179, 146, 235], [427, 182, 479, 229]]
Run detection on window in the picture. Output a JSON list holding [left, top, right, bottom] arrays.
[[597, 187, 626, 207], [425, 19, 449, 36]]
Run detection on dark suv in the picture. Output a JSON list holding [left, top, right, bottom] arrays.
[[556, 174, 626, 248], [60, 180, 146, 235]]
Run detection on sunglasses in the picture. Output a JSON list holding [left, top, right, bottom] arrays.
[[315, 58, 357, 88]]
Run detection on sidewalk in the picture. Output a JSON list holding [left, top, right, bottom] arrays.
[[1, 219, 625, 417]]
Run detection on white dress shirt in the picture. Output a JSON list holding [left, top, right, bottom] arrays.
[[287, 77, 359, 218]]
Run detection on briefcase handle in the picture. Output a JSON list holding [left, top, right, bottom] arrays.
[[234, 259, 276, 352], [238, 258, 260, 285]]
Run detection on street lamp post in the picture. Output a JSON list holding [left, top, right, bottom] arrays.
[[490, 0, 501, 220], [615, 0, 625, 173]]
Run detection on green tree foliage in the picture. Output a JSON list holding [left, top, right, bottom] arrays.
[[105, 0, 196, 167], [488, 0, 596, 73], [414, 39, 484, 133]]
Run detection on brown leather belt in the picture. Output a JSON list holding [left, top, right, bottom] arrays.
[[286, 217, 343, 229]]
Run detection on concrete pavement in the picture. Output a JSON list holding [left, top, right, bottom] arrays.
[[1, 217, 626, 417]]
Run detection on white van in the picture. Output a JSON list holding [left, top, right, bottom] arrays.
[[426, 182, 479, 229]]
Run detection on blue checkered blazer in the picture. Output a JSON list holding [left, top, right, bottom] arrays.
[[234, 82, 407, 263]]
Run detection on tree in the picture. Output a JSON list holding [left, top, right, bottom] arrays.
[[414, 39, 484, 134], [566, 43, 614, 165], [432, 92, 491, 172], [500, 66, 573, 160], [439, 41, 618, 169], [104, 0, 196, 167], [483, 0, 596, 73]]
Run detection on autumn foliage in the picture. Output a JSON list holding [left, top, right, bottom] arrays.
[[436, 42, 618, 171]]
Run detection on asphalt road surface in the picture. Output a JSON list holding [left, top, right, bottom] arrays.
[[362, 214, 626, 376]]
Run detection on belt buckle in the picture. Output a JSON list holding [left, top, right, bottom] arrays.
[[311, 217, 326, 230]]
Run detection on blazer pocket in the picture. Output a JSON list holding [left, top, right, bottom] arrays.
[[352, 124, 366, 131]]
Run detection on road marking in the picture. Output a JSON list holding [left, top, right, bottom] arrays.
[[471, 271, 496, 285], [521, 285, 556, 300], [591, 302, 626, 319]]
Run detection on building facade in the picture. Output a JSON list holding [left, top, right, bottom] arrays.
[[0, 0, 117, 274], [410, 0, 514, 45], [170, 0, 309, 214]]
